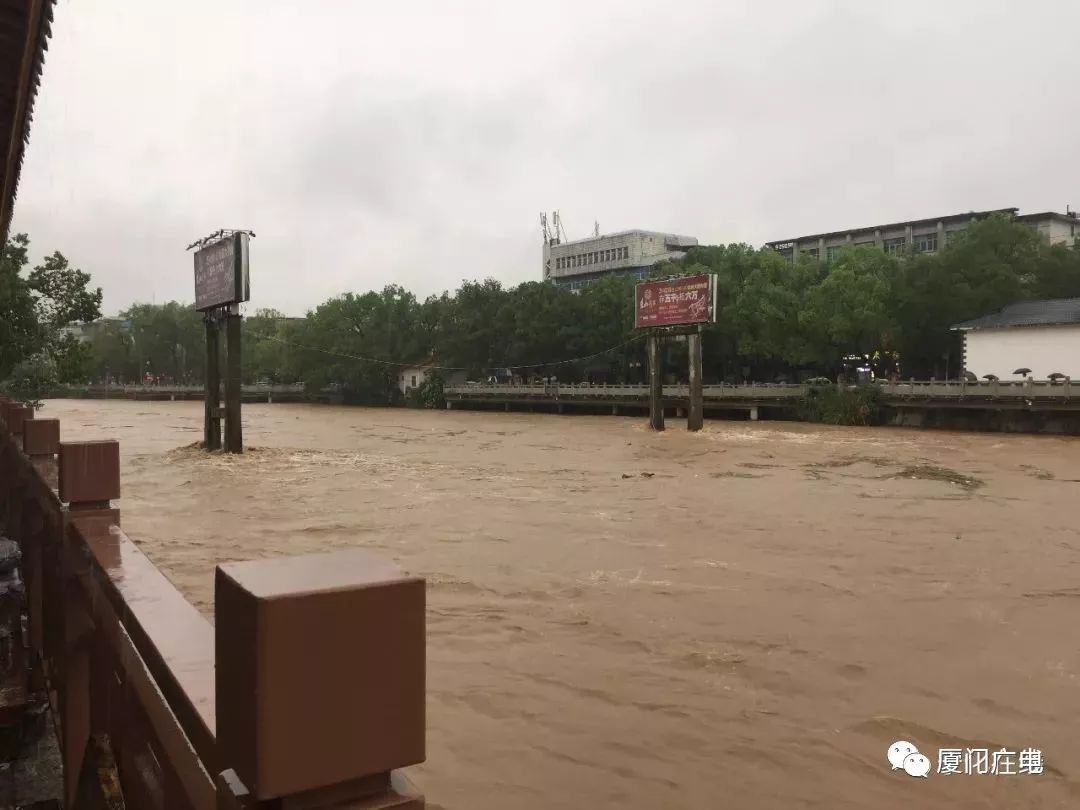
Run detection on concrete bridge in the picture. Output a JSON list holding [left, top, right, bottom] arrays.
[[446, 378, 1080, 423], [52, 383, 313, 403]]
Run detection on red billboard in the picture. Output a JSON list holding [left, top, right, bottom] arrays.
[[634, 273, 717, 329]]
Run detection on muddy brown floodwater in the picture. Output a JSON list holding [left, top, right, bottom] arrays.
[[44, 400, 1080, 809]]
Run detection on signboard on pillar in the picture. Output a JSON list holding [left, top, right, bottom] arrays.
[[194, 232, 251, 311], [634, 273, 717, 329]]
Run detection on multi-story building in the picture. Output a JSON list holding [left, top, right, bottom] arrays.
[[543, 229, 699, 291], [765, 208, 1079, 263]]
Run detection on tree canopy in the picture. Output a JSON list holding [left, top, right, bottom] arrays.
[[7, 215, 1080, 404], [0, 233, 102, 389]]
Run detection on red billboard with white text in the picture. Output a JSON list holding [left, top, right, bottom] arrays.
[[634, 274, 717, 329]]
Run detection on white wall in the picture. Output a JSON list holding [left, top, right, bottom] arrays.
[[963, 324, 1080, 379]]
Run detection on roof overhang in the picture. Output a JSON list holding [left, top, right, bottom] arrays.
[[0, 0, 55, 242]]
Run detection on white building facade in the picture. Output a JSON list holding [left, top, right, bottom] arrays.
[[954, 299, 1080, 380], [543, 229, 698, 291]]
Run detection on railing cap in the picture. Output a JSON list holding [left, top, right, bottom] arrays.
[[216, 549, 425, 800]]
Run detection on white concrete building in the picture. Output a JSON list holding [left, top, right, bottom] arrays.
[[766, 208, 1079, 262], [953, 298, 1080, 380], [543, 229, 698, 291], [398, 364, 466, 396]]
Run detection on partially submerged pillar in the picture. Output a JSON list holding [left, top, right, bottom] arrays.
[[648, 333, 664, 431], [687, 329, 703, 432]]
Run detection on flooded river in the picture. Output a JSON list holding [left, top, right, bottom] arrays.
[[45, 400, 1080, 808]]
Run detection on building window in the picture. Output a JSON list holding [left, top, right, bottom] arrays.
[[883, 237, 906, 255], [410, 375, 417, 387], [621, 247, 629, 259], [945, 230, 964, 246], [801, 248, 819, 260], [912, 232, 937, 253], [853, 240, 874, 249], [825, 245, 843, 262]]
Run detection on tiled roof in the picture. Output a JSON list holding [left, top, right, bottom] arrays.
[[952, 298, 1080, 330], [1, 0, 56, 242]]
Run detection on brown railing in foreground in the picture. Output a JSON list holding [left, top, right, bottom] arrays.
[[0, 397, 425, 808]]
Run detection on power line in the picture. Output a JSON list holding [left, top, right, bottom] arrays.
[[249, 332, 645, 372]]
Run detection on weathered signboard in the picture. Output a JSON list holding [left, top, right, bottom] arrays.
[[194, 232, 250, 311], [634, 273, 717, 329]]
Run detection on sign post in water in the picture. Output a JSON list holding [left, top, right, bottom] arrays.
[[633, 273, 717, 433], [188, 229, 254, 453]]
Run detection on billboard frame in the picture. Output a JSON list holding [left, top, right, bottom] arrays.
[[193, 231, 251, 312], [633, 273, 717, 330]]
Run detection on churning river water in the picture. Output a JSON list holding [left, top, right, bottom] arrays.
[[46, 400, 1080, 809]]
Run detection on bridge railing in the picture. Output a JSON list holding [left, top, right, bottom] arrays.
[[0, 398, 425, 809], [447, 379, 1074, 401], [446, 382, 809, 398], [881, 378, 1072, 399], [57, 383, 307, 396]]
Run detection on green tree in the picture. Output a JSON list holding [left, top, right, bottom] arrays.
[[799, 247, 897, 368], [1, 233, 102, 390]]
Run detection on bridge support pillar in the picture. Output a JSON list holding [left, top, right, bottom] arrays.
[[749, 406, 759, 421], [611, 405, 618, 416], [504, 403, 510, 412], [557, 403, 564, 414], [446, 401, 453, 410]]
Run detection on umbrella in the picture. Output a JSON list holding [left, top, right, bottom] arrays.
[[1013, 367, 1032, 377], [963, 370, 978, 382], [1048, 372, 1067, 381], [982, 374, 999, 381]]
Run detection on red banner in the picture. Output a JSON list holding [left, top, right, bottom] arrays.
[[634, 274, 716, 328]]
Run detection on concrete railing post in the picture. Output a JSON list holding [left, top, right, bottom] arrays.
[[20, 419, 61, 659], [23, 418, 59, 488], [215, 549, 425, 807], [56, 439, 121, 808]]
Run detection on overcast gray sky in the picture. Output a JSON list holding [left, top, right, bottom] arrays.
[[12, 0, 1080, 316]]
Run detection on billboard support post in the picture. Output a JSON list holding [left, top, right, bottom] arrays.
[[688, 326, 703, 431], [635, 274, 715, 432], [204, 313, 222, 450], [224, 305, 243, 453], [648, 332, 665, 432], [188, 229, 253, 454]]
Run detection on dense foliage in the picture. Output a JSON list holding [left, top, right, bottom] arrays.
[[5, 215, 1079, 407], [0, 234, 102, 403]]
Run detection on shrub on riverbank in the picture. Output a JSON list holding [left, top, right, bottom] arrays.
[[406, 375, 446, 409], [798, 384, 884, 426]]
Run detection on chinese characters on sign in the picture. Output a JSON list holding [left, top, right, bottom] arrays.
[[889, 740, 1043, 779], [634, 274, 717, 329]]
